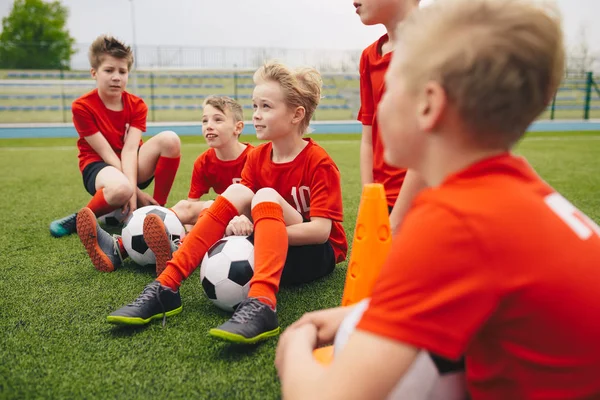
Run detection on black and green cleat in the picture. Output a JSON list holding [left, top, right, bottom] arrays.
[[209, 297, 280, 344], [107, 280, 182, 326], [49, 212, 77, 238]]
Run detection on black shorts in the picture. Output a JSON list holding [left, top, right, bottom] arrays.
[[246, 233, 336, 286], [82, 161, 154, 196]]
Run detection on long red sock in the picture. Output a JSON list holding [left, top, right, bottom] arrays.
[[153, 156, 180, 206], [86, 189, 117, 217], [248, 202, 288, 308], [158, 196, 238, 290]]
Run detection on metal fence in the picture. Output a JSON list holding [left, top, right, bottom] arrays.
[[69, 43, 363, 72]]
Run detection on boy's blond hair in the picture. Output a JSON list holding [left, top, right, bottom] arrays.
[[88, 35, 134, 71], [253, 61, 322, 134], [203, 95, 244, 123], [395, 0, 564, 146]]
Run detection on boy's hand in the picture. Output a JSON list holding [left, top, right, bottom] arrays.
[[288, 306, 355, 347], [136, 188, 159, 208], [225, 215, 253, 236], [124, 195, 137, 218], [275, 323, 319, 379]]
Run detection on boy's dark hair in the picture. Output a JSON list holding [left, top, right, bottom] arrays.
[[88, 35, 134, 70]]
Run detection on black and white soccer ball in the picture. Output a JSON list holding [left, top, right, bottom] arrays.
[[121, 206, 185, 267], [97, 207, 129, 227], [334, 298, 468, 400], [200, 236, 255, 312]]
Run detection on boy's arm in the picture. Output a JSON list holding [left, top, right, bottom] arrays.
[[286, 217, 331, 246], [277, 325, 419, 400], [83, 133, 122, 169], [121, 125, 143, 209], [389, 170, 428, 234], [360, 125, 374, 185]]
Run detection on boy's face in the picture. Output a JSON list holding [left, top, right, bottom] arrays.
[[252, 81, 296, 141], [378, 55, 424, 168], [354, 0, 417, 26], [91, 55, 129, 97], [201, 104, 241, 148]]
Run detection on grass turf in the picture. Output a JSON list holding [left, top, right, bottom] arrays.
[[0, 131, 599, 398]]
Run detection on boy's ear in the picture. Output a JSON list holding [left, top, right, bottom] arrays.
[[90, 68, 97, 79], [418, 81, 447, 132], [291, 106, 306, 125], [235, 120, 244, 136]]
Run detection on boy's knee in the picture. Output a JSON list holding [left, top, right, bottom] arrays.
[[158, 130, 181, 155], [104, 181, 134, 205], [252, 187, 279, 207], [221, 184, 254, 210]]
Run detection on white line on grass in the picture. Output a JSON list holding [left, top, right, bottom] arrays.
[[0, 136, 599, 151]]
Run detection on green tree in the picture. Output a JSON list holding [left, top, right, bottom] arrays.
[[0, 0, 76, 69]]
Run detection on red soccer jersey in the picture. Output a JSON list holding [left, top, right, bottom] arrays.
[[357, 34, 407, 207], [188, 144, 254, 199], [72, 89, 147, 173], [241, 138, 347, 263], [357, 153, 600, 399]]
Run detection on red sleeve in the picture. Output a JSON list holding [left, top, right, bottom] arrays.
[[357, 48, 374, 126], [188, 154, 210, 199], [241, 149, 259, 192], [130, 97, 148, 132], [72, 101, 99, 137], [356, 202, 498, 360], [309, 162, 343, 222]]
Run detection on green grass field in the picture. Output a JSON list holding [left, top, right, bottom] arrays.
[[1, 131, 599, 399]]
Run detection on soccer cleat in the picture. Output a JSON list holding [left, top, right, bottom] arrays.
[[143, 213, 180, 276], [209, 297, 280, 344], [107, 280, 182, 326], [49, 212, 78, 238], [77, 207, 123, 272]]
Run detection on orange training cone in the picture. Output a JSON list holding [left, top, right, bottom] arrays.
[[341, 183, 392, 306], [313, 183, 392, 365]]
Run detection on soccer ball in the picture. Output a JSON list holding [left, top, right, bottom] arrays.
[[97, 208, 129, 227], [200, 236, 255, 312], [334, 298, 467, 400], [121, 206, 185, 267]]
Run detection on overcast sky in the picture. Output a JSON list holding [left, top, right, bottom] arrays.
[[1, 0, 599, 54]]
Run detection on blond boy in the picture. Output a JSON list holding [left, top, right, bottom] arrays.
[[276, 1, 600, 399]]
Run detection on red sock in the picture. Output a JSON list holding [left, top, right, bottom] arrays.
[[248, 202, 288, 308], [116, 236, 128, 259], [153, 156, 180, 206], [158, 196, 238, 290], [196, 208, 208, 223], [86, 189, 117, 217]]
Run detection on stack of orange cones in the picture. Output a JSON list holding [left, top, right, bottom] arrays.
[[313, 183, 392, 365]]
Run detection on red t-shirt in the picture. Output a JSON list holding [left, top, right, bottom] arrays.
[[72, 89, 147, 173], [188, 144, 254, 199], [357, 154, 600, 399], [357, 34, 407, 207], [241, 138, 347, 263]]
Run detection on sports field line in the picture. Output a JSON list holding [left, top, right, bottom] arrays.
[[1, 136, 599, 151]]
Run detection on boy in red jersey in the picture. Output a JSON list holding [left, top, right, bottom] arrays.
[[107, 61, 348, 345], [170, 95, 253, 227], [75, 96, 251, 276], [355, 0, 428, 231], [49, 35, 181, 238], [276, 1, 600, 399]]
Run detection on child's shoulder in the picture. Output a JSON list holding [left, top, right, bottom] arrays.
[[122, 91, 147, 107], [303, 138, 338, 167], [361, 34, 389, 60], [73, 89, 100, 108]]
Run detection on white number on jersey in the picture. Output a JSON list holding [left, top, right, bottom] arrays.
[[291, 186, 311, 213], [545, 193, 600, 240]]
